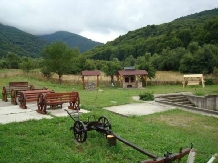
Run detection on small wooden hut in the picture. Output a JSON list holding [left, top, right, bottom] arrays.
[[118, 67, 148, 88], [81, 70, 101, 90]]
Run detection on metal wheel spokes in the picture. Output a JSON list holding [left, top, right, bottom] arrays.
[[73, 121, 87, 143], [98, 116, 112, 133]]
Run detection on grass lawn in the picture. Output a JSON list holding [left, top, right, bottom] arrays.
[[0, 75, 218, 163]]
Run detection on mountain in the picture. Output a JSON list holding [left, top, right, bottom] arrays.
[[38, 31, 103, 53], [0, 23, 48, 58], [0, 24, 103, 58], [83, 8, 218, 61]]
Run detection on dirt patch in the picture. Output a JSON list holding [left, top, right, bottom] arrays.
[[157, 114, 195, 127]]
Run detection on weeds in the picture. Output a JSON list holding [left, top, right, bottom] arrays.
[[139, 91, 154, 101]]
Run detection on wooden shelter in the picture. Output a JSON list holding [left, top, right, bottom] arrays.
[[118, 68, 148, 88], [183, 74, 205, 88], [81, 70, 101, 90]]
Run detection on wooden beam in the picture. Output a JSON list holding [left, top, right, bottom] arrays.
[[97, 75, 99, 87], [82, 76, 85, 90]]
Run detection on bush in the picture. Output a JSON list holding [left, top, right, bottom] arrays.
[[139, 92, 154, 101], [204, 78, 213, 85]]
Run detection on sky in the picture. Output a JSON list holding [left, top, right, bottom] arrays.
[[0, 0, 218, 43]]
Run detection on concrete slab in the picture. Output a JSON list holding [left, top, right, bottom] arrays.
[[48, 103, 90, 117], [0, 112, 52, 124], [103, 100, 175, 116], [0, 98, 90, 124], [104, 96, 218, 118]]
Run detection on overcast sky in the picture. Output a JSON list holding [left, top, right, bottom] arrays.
[[0, 0, 218, 43]]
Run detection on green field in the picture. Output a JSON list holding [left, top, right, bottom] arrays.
[[0, 74, 218, 163]]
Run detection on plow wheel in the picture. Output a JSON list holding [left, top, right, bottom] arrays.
[[19, 92, 27, 109], [69, 96, 80, 110], [2, 87, 8, 102], [37, 93, 46, 114], [98, 116, 112, 136], [73, 121, 87, 143]]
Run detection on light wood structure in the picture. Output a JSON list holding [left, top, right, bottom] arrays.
[[183, 74, 205, 88], [81, 70, 101, 90]]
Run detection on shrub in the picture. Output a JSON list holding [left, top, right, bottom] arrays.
[[204, 78, 213, 85], [139, 92, 154, 101]]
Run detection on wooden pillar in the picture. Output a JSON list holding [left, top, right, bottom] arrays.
[[183, 77, 185, 88], [202, 76, 205, 88], [119, 76, 123, 87], [82, 76, 85, 90], [142, 75, 147, 87], [97, 75, 99, 87]]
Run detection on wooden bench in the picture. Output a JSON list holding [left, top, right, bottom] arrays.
[[37, 92, 80, 114], [10, 87, 37, 105], [10, 86, 48, 105], [187, 80, 199, 86], [183, 74, 205, 88], [2, 82, 33, 102], [18, 89, 54, 109]]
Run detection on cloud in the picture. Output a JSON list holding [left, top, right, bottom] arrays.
[[0, 0, 218, 43]]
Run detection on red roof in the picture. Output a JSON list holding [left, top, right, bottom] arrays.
[[118, 70, 148, 76], [81, 70, 101, 76]]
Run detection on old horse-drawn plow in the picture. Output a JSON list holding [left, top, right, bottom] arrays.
[[65, 109, 193, 163]]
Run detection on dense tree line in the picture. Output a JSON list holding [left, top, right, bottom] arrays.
[[0, 40, 217, 83]]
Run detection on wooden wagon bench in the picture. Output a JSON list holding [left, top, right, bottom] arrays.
[[37, 92, 80, 114], [10, 86, 48, 105], [2, 82, 34, 102], [18, 89, 54, 109]]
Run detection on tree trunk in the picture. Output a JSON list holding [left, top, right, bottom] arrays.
[[58, 75, 62, 85], [110, 75, 115, 86]]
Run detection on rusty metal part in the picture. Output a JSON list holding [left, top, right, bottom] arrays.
[[140, 147, 192, 163]]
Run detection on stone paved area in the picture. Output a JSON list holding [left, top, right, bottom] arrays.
[[0, 98, 89, 124]]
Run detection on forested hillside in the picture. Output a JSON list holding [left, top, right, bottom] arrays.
[[84, 8, 218, 61], [0, 25, 103, 58], [39, 31, 103, 53], [0, 23, 48, 58], [0, 8, 218, 77]]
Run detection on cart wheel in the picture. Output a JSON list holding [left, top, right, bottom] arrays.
[[73, 121, 87, 143], [98, 116, 112, 135]]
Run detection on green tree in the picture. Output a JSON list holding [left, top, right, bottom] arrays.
[[151, 53, 161, 70], [177, 29, 192, 48], [84, 59, 96, 70], [42, 41, 78, 84], [180, 44, 218, 74], [102, 59, 122, 85], [179, 52, 195, 73], [136, 53, 156, 79], [6, 52, 20, 69], [188, 42, 200, 54], [123, 55, 136, 67], [19, 57, 35, 73]]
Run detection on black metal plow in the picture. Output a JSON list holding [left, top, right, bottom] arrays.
[[65, 110, 193, 163]]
